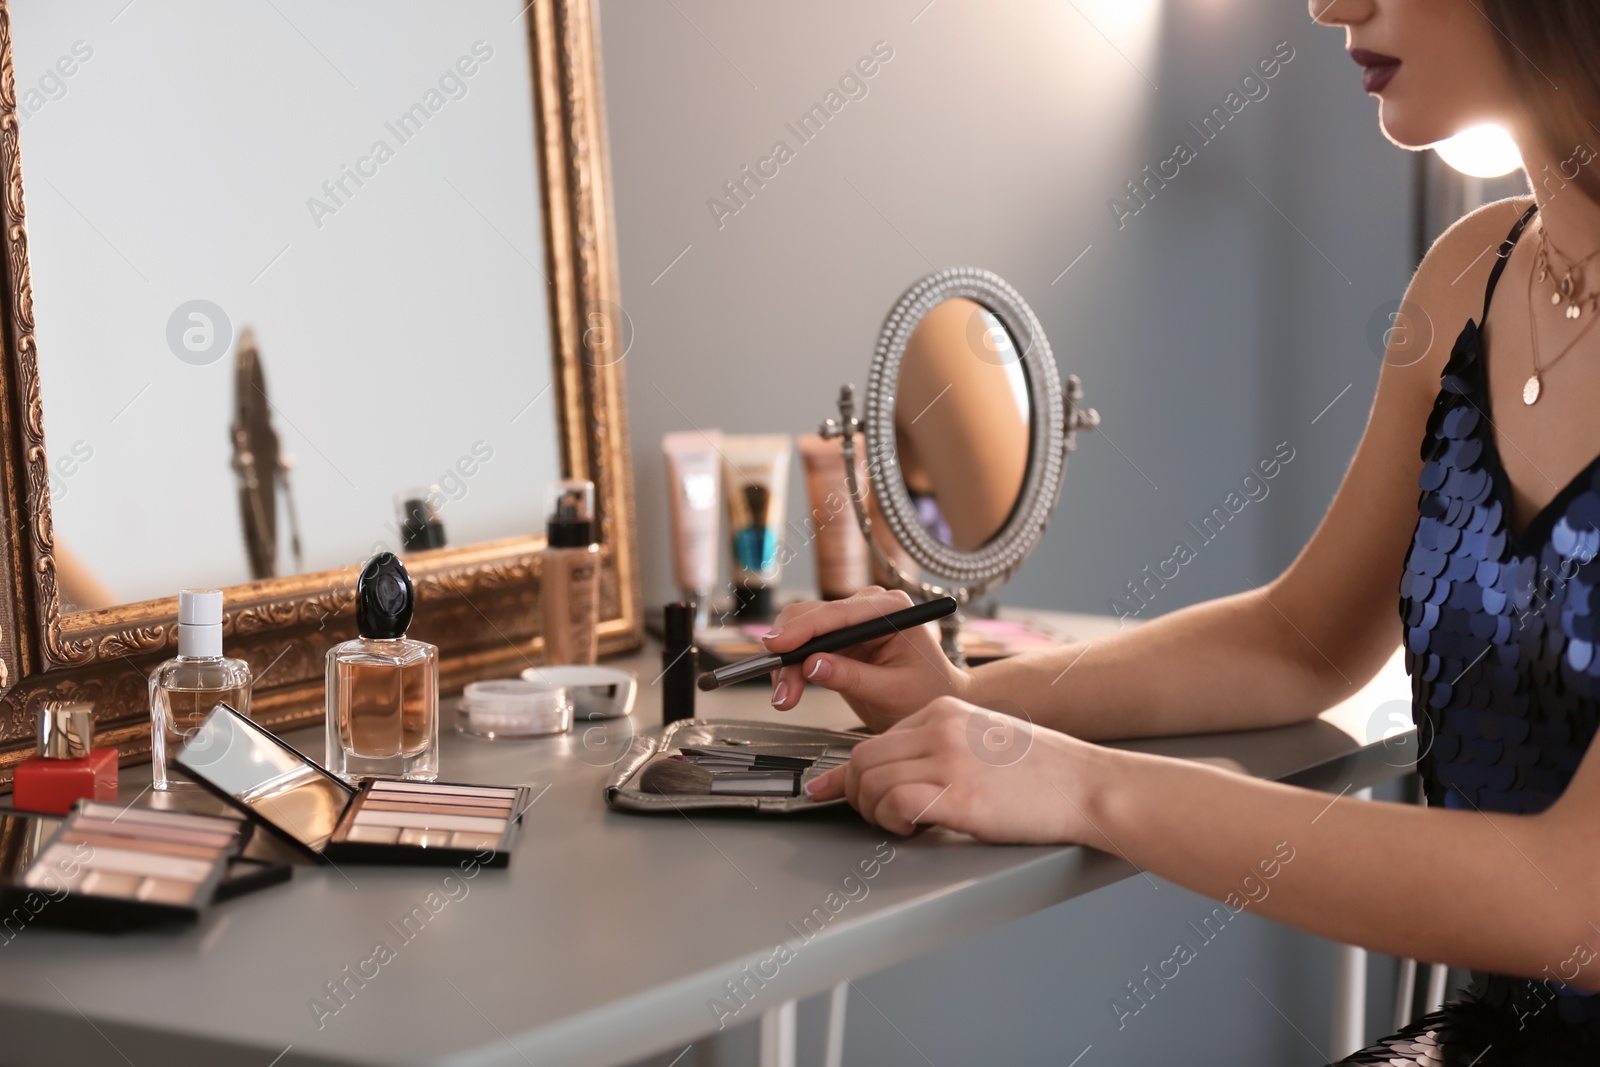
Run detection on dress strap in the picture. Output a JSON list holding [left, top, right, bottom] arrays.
[[1481, 201, 1539, 323]]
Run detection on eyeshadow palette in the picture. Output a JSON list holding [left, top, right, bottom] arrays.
[[0, 802, 249, 931], [325, 780, 528, 867], [178, 703, 530, 868]]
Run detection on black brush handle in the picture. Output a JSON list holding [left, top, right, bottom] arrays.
[[776, 596, 957, 666]]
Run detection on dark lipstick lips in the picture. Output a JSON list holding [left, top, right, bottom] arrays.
[[1350, 48, 1400, 94]]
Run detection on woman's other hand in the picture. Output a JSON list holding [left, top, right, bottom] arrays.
[[804, 696, 1106, 844]]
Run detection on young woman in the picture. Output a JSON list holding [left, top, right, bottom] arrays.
[[764, 2, 1600, 1062]]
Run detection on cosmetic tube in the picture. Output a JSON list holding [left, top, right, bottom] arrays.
[[542, 480, 601, 666], [661, 602, 697, 725], [721, 435, 792, 620], [662, 431, 722, 627], [796, 434, 871, 600]]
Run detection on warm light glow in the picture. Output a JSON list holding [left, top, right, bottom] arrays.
[[1433, 123, 1524, 179]]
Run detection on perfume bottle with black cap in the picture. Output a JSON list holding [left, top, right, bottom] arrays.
[[326, 552, 439, 781], [394, 488, 447, 552]]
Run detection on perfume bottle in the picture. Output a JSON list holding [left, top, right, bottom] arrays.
[[13, 704, 119, 814], [541, 479, 600, 665], [149, 589, 253, 790], [326, 552, 439, 781]]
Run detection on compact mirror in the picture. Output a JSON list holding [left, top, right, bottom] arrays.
[[178, 703, 354, 854], [822, 267, 1097, 662]]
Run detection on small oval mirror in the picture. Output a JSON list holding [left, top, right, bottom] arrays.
[[822, 267, 1097, 662], [895, 298, 1032, 551]]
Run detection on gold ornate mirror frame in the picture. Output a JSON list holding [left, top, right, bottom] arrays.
[[0, 0, 640, 783]]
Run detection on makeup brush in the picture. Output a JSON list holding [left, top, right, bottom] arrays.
[[678, 748, 850, 772], [638, 759, 801, 797], [693, 742, 855, 760], [696, 595, 959, 690]]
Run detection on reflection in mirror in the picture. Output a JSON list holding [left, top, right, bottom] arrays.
[[14, 1, 561, 611], [894, 298, 1031, 550], [232, 330, 302, 582]]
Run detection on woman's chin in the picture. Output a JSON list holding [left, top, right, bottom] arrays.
[[1374, 101, 1446, 152]]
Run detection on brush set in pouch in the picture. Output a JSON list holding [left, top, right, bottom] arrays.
[[639, 744, 852, 797], [607, 719, 863, 814]]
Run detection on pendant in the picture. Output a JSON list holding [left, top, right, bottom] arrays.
[[1524, 374, 1542, 405], [1570, 303, 1583, 320], [1553, 291, 1563, 306]]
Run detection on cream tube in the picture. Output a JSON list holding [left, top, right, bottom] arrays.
[[662, 431, 723, 625], [797, 434, 870, 600], [721, 434, 792, 620]]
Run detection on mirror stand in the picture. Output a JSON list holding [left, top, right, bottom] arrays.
[[821, 384, 975, 665]]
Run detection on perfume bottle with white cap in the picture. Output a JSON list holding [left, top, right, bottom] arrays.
[[148, 589, 253, 790]]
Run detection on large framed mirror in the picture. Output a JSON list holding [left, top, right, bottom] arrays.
[[823, 267, 1097, 661], [0, 0, 639, 782]]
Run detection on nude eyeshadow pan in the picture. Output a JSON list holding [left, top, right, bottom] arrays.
[[325, 780, 529, 867]]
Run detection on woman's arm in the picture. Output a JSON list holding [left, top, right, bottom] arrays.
[[807, 696, 1600, 991], [770, 198, 1529, 740]]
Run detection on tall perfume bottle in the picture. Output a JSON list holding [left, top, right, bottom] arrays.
[[541, 479, 600, 665], [326, 552, 439, 781], [149, 589, 252, 790]]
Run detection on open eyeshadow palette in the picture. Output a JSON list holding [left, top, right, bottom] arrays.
[[176, 703, 530, 867], [0, 802, 285, 931]]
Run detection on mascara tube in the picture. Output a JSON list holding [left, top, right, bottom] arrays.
[[662, 602, 697, 725]]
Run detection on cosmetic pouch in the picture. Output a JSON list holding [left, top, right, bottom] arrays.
[[606, 718, 863, 814]]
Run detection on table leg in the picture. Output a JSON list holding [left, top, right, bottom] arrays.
[[1329, 787, 1372, 1059], [1331, 943, 1368, 1060], [759, 1000, 796, 1067], [1423, 962, 1449, 1015], [823, 981, 848, 1067], [1392, 957, 1417, 1030]]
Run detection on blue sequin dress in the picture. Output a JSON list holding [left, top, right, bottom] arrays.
[[1332, 204, 1600, 1065]]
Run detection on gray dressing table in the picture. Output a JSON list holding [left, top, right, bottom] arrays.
[[0, 613, 1412, 1067]]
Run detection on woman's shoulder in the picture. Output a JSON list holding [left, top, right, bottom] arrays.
[[1371, 196, 1533, 398], [1415, 195, 1535, 295]]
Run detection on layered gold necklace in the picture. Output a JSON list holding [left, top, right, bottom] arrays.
[[1523, 220, 1600, 405]]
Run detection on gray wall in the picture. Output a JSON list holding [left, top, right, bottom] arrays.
[[599, 0, 1413, 1063], [602, 0, 1407, 620]]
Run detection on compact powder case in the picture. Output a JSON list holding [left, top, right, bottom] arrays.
[[0, 802, 256, 931], [177, 703, 530, 868]]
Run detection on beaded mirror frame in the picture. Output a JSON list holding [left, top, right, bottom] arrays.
[[0, 0, 641, 784]]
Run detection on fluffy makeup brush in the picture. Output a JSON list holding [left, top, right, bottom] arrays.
[[638, 759, 800, 797]]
